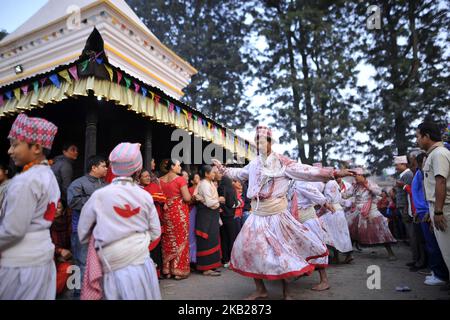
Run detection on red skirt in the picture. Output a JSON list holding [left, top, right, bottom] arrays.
[[161, 198, 190, 277]]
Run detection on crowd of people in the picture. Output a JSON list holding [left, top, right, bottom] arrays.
[[0, 114, 448, 300]]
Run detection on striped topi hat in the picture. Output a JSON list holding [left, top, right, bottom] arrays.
[[8, 113, 58, 150], [109, 142, 143, 177]]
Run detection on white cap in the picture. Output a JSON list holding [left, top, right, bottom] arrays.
[[394, 155, 408, 165]]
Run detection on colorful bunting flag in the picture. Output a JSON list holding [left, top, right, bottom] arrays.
[[154, 95, 160, 105], [14, 88, 21, 101], [33, 81, 39, 95], [5, 91, 12, 100], [117, 71, 123, 84], [40, 77, 47, 87], [104, 65, 113, 81], [21, 85, 29, 95], [80, 60, 90, 72], [141, 87, 148, 97], [124, 77, 131, 89], [96, 57, 103, 65], [69, 65, 79, 81], [0, 94, 3, 107], [49, 74, 61, 88], [175, 106, 181, 114], [169, 103, 174, 113], [134, 82, 140, 93], [58, 70, 72, 84]]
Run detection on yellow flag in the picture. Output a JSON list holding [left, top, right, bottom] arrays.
[[58, 70, 72, 84], [14, 88, 21, 101], [104, 65, 114, 81]]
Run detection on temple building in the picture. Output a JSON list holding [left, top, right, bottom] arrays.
[[0, 0, 256, 176]]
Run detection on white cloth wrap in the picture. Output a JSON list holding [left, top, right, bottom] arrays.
[[0, 230, 54, 267], [98, 232, 151, 273], [297, 206, 318, 224], [251, 197, 288, 217]]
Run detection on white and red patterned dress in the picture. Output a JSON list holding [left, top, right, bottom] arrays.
[[343, 181, 396, 245], [319, 180, 353, 253], [221, 152, 334, 280]]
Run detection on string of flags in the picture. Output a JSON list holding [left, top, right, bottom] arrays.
[[0, 56, 253, 154]]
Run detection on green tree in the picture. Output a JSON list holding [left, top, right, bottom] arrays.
[[126, 0, 253, 129], [247, 0, 360, 165], [354, 0, 450, 173], [0, 30, 7, 41]]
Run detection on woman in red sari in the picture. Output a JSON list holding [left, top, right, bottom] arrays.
[[159, 159, 192, 280], [139, 169, 167, 278]]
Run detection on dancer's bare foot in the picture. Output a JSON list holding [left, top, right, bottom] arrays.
[[244, 291, 268, 300], [344, 255, 354, 264], [311, 282, 330, 291]]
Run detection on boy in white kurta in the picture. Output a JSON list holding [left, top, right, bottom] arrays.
[[213, 126, 353, 300], [0, 114, 59, 300], [78, 142, 161, 300]]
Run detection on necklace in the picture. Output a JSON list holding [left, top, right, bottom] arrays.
[[22, 159, 52, 173]]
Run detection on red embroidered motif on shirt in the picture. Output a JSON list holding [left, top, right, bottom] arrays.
[[113, 204, 141, 218], [44, 202, 57, 221]]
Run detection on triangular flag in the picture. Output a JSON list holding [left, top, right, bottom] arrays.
[[104, 65, 113, 81], [117, 71, 123, 84], [96, 57, 104, 65], [124, 77, 131, 89], [33, 81, 39, 95], [14, 88, 21, 100], [187, 112, 192, 120], [134, 82, 140, 93], [69, 65, 79, 81], [40, 77, 47, 87], [150, 92, 154, 100], [154, 95, 160, 104], [21, 85, 29, 95], [58, 70, 72, 83], [193, 114, 198, 121], [175, 106, 181, 114], [168, 103, 174, 113], [141, 87, 148, 97], [5, 91, 12, 100], [49, 74, 61, 88], [80, 60, 90, 72]]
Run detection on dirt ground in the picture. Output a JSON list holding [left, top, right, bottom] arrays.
[[160, 242, 449, 300]]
